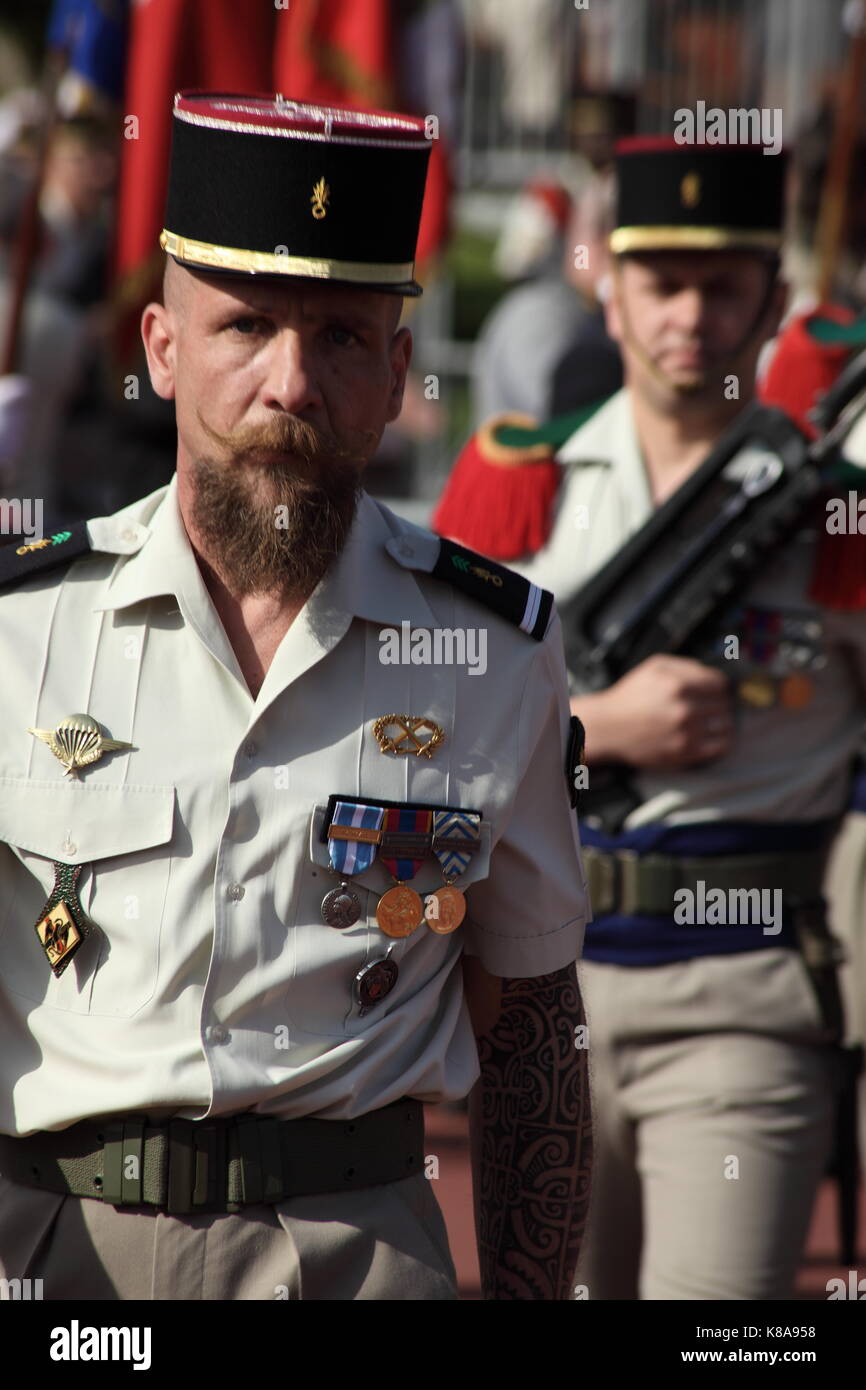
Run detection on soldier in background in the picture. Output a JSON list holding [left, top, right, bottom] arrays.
[[436, 137, 866, 1298]]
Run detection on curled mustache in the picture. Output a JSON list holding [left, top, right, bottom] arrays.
[[195, 408, 376, 468]]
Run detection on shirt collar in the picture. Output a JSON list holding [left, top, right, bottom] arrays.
[[556, 387, 652, 518], [94, 474, 438, 630]]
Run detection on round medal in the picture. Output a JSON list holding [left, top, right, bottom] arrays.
[[424, 884, 466, 934], [375, 884, 423, 938], [737, 675, 776, 709], [321, 882, 362, 929], [779, 673, 815, 710], [354, 955, 399, 1013]]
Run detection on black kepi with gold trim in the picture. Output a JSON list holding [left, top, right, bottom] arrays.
[[161, 92, 431, 295], [610, 135, 785, 256]]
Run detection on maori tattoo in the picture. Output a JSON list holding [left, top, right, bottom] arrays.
[[470, 963, 592, 1300]]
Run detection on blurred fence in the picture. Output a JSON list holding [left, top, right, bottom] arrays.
[[458, 0, 852, 189], [407, 0, 859, 505]]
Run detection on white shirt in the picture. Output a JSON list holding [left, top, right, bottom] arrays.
[[0, 478, 587, 1134]]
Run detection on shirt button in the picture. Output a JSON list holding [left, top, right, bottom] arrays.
[[120, 527, 138, 544], [207, 1024, 230, 1045], [61, 838, 77, 856], [226, 883, 245, 901], [244, 741, 258, 760], [399, 542, 414, 558]]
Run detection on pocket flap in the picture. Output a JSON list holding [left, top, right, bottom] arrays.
[[0, 778, 176, 863]]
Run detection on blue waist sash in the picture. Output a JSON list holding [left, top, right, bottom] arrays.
[[579, 819, 834, 967]]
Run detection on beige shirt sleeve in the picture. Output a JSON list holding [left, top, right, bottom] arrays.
[[463, 610, 588, 977]]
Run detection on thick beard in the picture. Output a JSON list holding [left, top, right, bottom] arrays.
[[188, 411, 367, 599]]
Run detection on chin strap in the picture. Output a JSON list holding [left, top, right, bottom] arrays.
[[612, 254, 781, 397]]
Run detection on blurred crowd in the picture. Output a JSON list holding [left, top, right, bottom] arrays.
[[1, 0, 866, 529]]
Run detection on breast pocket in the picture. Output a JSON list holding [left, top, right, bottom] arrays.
[[288, 804, 493, 1038], [0, 777, 175, 1017]]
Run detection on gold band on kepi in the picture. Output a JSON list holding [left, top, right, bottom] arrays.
[[159, 231, 416, 287], [160, 92, 431, 296], [610, 226, 783, 255], [609, 137, 786, 259]]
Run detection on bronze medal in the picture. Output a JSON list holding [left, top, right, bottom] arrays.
[[737, 675, 776, 709], [779, 673, 815, 710], [375, 884, 423, 938], [321, 881, 362, 929], [424, 884, 466, 934]]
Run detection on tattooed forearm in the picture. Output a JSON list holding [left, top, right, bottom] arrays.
[[469, 963, 592, 1300]]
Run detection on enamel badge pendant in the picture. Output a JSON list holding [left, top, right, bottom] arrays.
[[28, 714, 133, 778], [354, 945, 399, 1016], [34, 862, 92, 976]]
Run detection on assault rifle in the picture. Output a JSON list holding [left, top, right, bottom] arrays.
[[560, 350, 866, 698], [559, 350, 866, 831]]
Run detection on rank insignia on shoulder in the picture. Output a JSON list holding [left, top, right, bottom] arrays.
[[384, 533, 553, 638], [0, 521, 92, 589], [429, 538, 554, 640]]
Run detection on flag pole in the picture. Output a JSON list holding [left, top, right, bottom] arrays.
[[815, 1, 866, 302]]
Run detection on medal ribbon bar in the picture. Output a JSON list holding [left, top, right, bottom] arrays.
[[432, 811, 481, 879], [379, 808, 433, 882], [327, 801, 385, 876]]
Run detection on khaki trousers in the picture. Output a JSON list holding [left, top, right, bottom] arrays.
[[824, 810, 866, 1171], [0, 1170, 458, 1301], [576, 951, 839, 1300]]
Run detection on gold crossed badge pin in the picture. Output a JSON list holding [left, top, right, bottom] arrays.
[[28, 714, 133, 778], [372, 715, 445, 759]]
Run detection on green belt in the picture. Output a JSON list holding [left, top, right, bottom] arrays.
[[582, 847, 829, 917], [0, 1100, 423, 1215]]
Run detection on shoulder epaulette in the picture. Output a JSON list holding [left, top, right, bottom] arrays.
[[430, 536, 553, 640], [432, 397, 611, 562], [0, 522, 92, 590]]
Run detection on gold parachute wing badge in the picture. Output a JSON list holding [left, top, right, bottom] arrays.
[[28, 714, 134, 778]]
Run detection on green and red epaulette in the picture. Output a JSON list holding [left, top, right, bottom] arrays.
[[809, 461, 866, 612], [757, 303, 866, 609], [760, 303, 860, 439], [431, 398, 609, 562]]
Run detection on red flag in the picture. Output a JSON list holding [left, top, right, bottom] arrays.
[[113, 0, 274, 354], [273, 0, 394, 108], [273, 0, 450, 271]]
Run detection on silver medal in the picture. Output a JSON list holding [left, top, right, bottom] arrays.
[[321, 881, 362, 929]]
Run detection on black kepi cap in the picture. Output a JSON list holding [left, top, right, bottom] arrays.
[[160, 91, 432, 296], [610, 136, 786, 256]]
